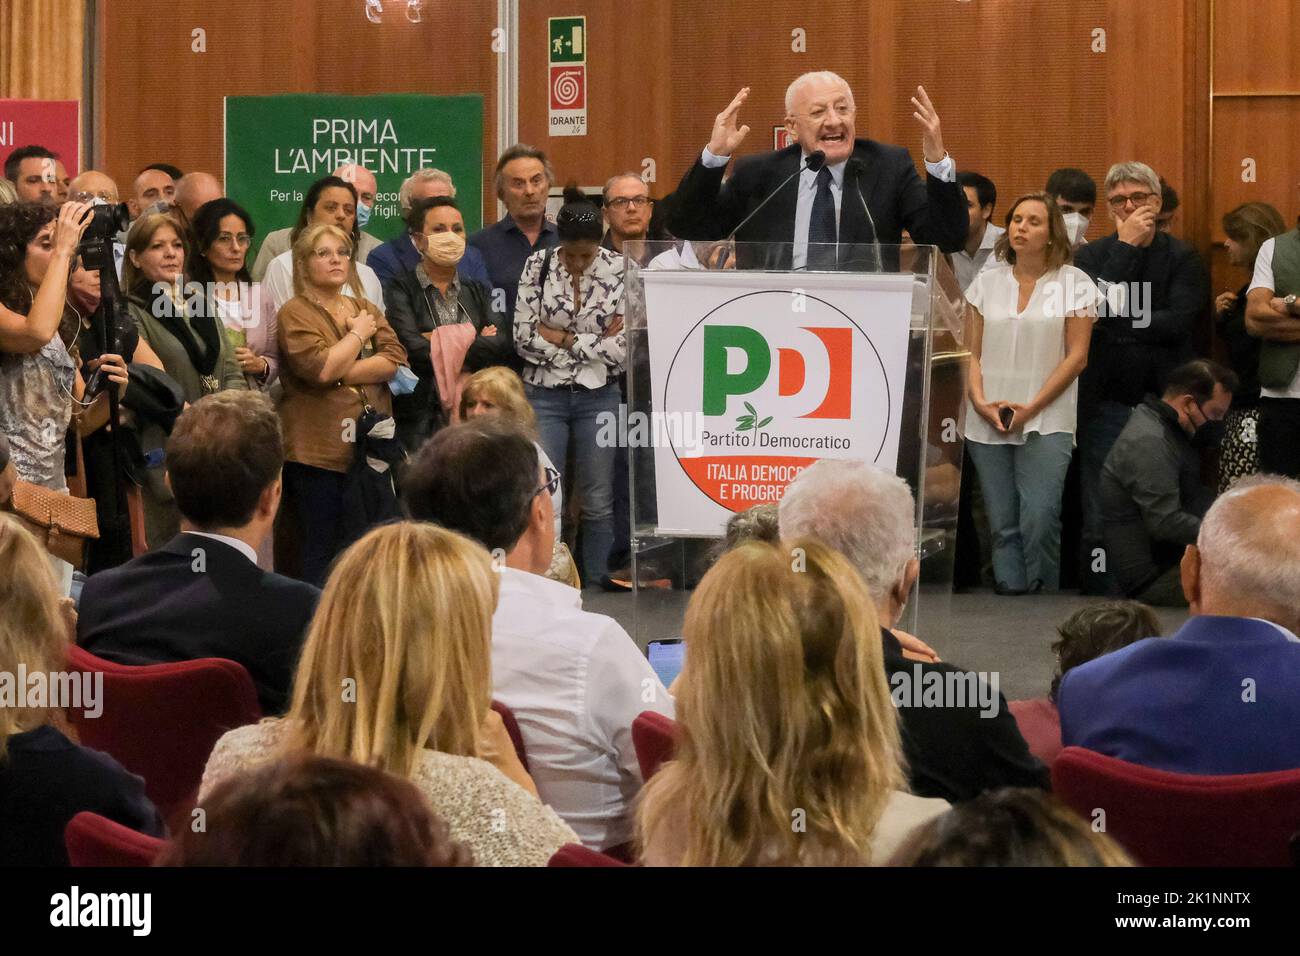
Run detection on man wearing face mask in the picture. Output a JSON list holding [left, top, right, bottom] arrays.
[[1098, 360, 1237, 607], [383, 196, 515, 453], [251, 164, 382, 281], [1045, 167, 1096, 251]]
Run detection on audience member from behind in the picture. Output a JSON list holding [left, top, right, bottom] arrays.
[[0, 514, 163, 866], [199, 522, 579, 866], [367, 168, 491, 287], [1215, 202, 1286, 490], [1100, 359, 1236, 606], [1061, 475, 1300, 774], [403, 420, 672, 851], [779, 460, 1049, 801], [1045, 166, 1096, 249], [77, 392, 320, 715], [1009, 601, 1162, 767], [161, 754, 474, 867], [890, 789, 1133, 867], [638, 539, 948, 866], [4, 145, 59, 204], [173, 171, 223, 233]]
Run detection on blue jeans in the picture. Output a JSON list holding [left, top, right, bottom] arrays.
[[527, 381, 620, 586], [967, 431, 1074, 592], [1078, 399, 1134, 594]]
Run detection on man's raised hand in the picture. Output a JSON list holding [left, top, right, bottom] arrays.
[[911, 85, 946, 164], [707, 87, 752, 158]]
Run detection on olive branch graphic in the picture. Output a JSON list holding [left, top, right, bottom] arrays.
[[735, 401, 773, 433]]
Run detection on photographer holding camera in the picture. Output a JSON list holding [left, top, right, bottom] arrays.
[[0, 200, 129, 592]]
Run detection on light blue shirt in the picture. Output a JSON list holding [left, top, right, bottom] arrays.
[[700, 146, 956, 269]]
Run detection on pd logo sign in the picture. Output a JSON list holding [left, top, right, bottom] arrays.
[[663, 288, 895, 511]]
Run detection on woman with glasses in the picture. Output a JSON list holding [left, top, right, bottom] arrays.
[[189, 198, 280, 391], [276, 224, 407, 586], [514, 187, 626, 588]]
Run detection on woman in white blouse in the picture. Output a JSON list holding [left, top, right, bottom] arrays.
[[964, 193, 1096, 595], [514, 188, 625, 587]]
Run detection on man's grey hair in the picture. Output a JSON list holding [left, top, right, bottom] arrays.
[[1197, 474, 1300, 617], [778, 460, 915, 601], [1104, 161, 1160, 197], [399, 168, 455, 211], [602, 171, 646, 202], [493, 144, 555, 202], [784, 70, 855, 115]]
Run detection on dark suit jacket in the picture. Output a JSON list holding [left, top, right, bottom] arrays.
[[77, 533, 320, 715], [1059, 615, 1300, 775], [882, 629, 1049, 802], [667, 138, 968, 267]]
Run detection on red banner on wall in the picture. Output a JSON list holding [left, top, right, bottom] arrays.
[[0, 99, 81, 176]]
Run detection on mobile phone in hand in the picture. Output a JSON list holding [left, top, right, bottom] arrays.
[[998, 406, 1015, 429]]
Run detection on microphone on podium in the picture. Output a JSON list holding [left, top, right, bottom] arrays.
[[725, 149, 827, 245], [846, 157, 883, 273]]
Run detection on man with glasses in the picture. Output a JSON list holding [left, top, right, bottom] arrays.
[[667, 70, 967, 268], [600, 172, 653, 258], [1074, 161, 1209, 595], [1099, 360, 1236, 607]]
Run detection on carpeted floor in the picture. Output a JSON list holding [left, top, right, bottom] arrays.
[[585, 586, 1189, 702]]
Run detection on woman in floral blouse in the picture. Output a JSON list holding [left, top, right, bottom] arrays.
[[513, 188, 625, 587]]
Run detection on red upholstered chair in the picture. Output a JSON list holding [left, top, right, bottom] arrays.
[[1052, 746, 1300, 867], [632, 710, 680, 782], [65, 812, 166, 867], [66, 645, 262, 829], [490, 699, 528, 772], [548, 843, 632, 867]]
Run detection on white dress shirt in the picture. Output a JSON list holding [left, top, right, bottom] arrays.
[[700, 145, 957, 269], [953, 223, 1006, 293], [491, 567, 674, 849], [1247, 238, 1300, 399], [263, 249, 386, 314], [186, 530, 259, 564]]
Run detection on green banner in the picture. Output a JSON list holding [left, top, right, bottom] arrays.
[[224, 93, 483, 260]]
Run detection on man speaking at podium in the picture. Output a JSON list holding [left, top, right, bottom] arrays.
[[668, 71, 967, 270]]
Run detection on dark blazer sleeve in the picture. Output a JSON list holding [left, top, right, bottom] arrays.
[[253, 576, 320, 716], [666, 155, 747, 240], [383, 272, 432, 378], [895, 154, 968, 254]]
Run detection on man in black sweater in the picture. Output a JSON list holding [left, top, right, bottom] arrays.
[[78, 392, 320, 715], [779, 459, 1048, 802], [1073, 161, 1209, 595]]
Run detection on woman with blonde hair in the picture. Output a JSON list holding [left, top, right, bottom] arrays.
[[276, 222, 407, 585], [0, 514, 162, 865], [199, 521, 578, 866], [459, 365, 579, 587], [636, 537, 947, 866]]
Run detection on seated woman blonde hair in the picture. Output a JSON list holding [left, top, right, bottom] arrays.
[[200, 521, 578, 866], [636, 538, 948, 866], [459, 365, 580, 588]]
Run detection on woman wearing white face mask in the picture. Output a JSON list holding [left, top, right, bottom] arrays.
[[383, 197, 516, 452]]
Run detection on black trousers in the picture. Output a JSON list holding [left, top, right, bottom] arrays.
[[283, 461, 348, 588], [1257, 397, 1300, 478]]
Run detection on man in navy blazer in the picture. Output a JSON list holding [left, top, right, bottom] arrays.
[[1059, 476, 1300, 775], [667, 72, 967, 268], [78, 392, 320, 716]]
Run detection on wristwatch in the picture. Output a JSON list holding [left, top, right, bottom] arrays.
[[1286, 294, 1298, 314]]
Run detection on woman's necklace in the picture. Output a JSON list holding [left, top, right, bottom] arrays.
[[310, 291, 350, 324]]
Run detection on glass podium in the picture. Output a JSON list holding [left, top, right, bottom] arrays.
[[619, 239, 970, 648]]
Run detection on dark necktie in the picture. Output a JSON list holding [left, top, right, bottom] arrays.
[[807, 166, 837, 269]]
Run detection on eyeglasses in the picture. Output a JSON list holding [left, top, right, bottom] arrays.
[[1107, 191, 1156, 210], [607, 196, 653, 211], [70, 190, 116, 203], [215, 232, 252, 248], [535, 466, 561, 499], [312, 247, 350, 260]]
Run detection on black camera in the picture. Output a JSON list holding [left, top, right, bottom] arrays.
[[76, 202, 131, 272]]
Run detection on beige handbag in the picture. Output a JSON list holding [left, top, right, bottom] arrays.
[[9, 481, 100, 569]]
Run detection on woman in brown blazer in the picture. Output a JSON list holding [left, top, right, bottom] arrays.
[[276, 223, 406, 585]]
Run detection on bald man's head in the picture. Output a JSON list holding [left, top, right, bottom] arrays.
[[175, 171, 224, 222], [131, 167, 176, 218], [69, 170, 119, 204], [1186, 476, 1300, 630]]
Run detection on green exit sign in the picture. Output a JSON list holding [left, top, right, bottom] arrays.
[[549, 16, 586, 63]]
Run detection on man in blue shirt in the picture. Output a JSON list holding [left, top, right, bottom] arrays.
[[368, 167, 490, 289], [468, 145, 559, 322], [1059, 476, 1300, 775]]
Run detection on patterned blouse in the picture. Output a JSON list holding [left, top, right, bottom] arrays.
[[513, 245, 625, 389], [0, 335, 76, 490]]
